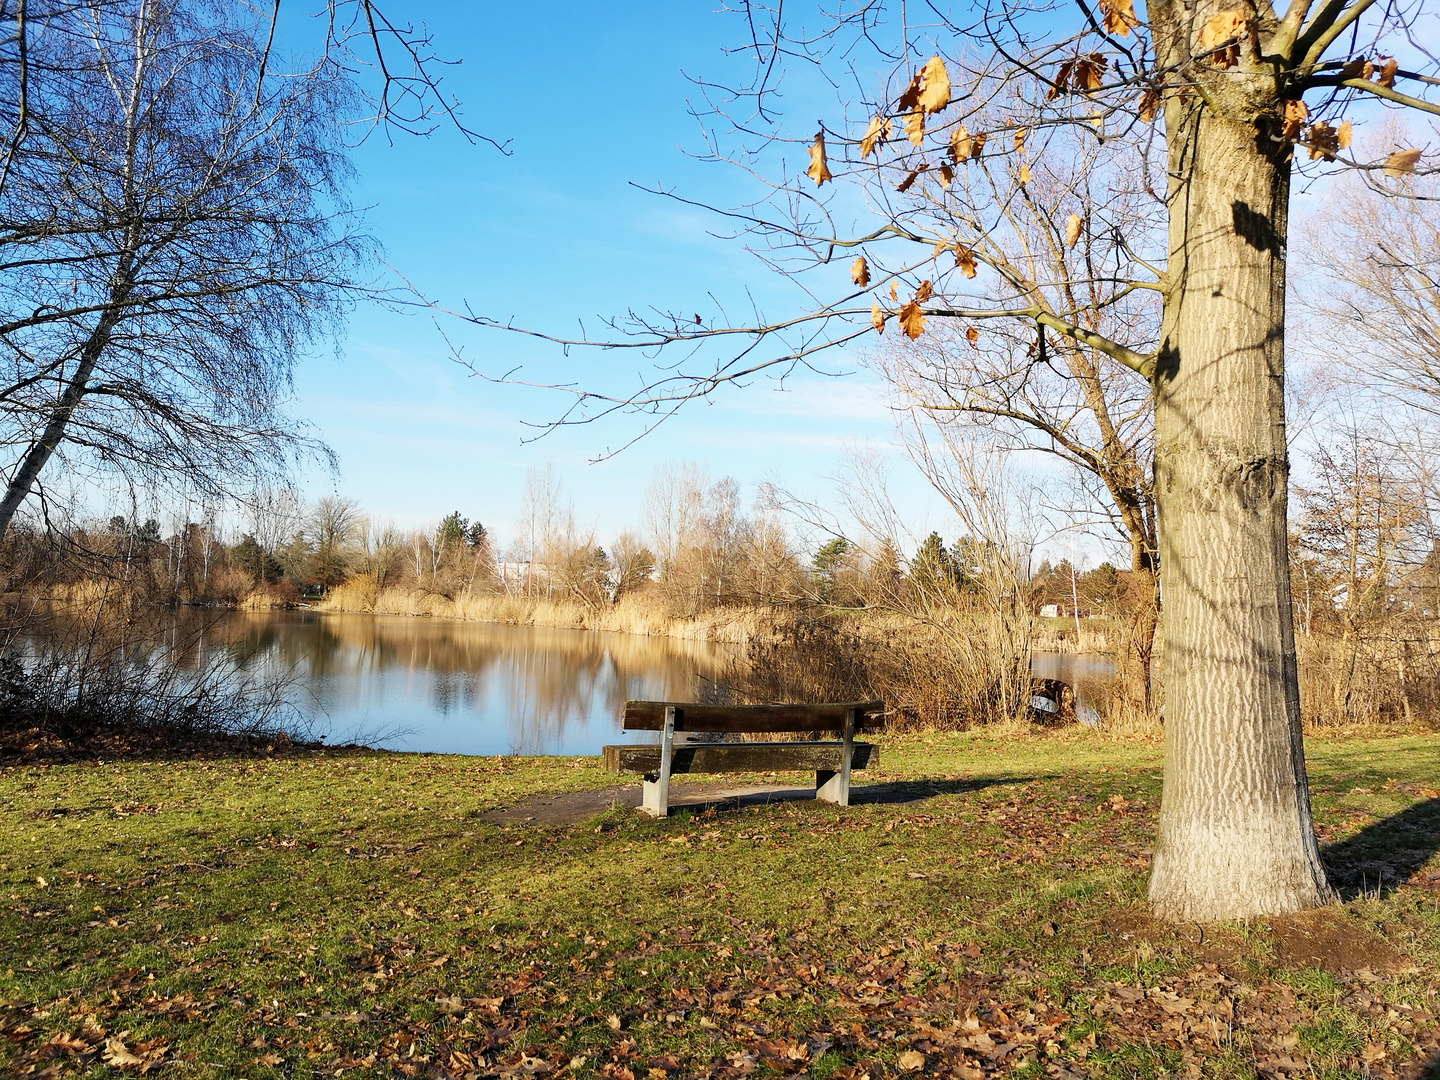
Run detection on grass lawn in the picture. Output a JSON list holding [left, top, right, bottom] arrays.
[[1, 728, 1438, 1079]]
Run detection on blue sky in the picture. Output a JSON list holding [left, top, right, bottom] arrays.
[[286, 1, 958, 557]]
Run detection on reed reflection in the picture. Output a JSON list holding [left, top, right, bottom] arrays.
[[205, 611, 735, 755]]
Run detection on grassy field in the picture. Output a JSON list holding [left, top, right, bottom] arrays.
[[1, 729, 1437, 1079]]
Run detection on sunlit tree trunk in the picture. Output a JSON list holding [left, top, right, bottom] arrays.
[[1148, 102, 1334, 921]]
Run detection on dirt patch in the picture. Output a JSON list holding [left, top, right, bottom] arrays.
[[480, 783, 817, 826], [479, 777, 989, 826], [1269, 907, 1414, 974]]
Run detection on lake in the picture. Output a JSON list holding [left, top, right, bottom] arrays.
[[54, 611, 1118, 754], [179, 610, 738, 757]]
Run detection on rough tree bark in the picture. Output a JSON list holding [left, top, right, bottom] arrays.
[[1147, 83, 1334, 919]]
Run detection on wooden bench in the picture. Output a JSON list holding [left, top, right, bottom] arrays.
[[602, 700, 885, 817]]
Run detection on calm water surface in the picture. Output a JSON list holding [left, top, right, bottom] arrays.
[[1030, 651, 1117, 723], [199, 611, 737, 756]]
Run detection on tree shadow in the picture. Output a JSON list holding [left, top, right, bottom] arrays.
[[1320, 796, 1440, 900], [1419, 1051, 1440, 1080]]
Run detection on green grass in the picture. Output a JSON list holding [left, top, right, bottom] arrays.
[[1, 729, 1437, 1077]]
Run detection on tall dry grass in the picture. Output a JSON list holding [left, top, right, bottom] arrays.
[[314, 577, 776, 645]]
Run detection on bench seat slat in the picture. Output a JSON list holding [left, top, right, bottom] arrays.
[[603, 741, 876, 776], [622, 700, 884, 733]]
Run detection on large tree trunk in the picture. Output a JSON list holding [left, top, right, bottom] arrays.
[[1147, 104, 1335, 921]]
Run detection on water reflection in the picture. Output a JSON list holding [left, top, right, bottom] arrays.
[[184, 611, 736, 756], [1030, 651, 1116, 724]]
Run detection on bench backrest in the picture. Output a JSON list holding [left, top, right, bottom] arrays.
[[621, 700, 885, 734]]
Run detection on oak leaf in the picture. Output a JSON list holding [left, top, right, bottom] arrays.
[[1074, 53, 1107, 93], [1198, 10, 1247, 66], [919, 55, 951, 113], [851, 256, 871, 287], [1377, 57, 1398, 88], [103, 1037, 146, 1067], [1339, 56, 1368, 80], [938, 163, 954, 188], [1099, 0, 1139, 36], [871, 300, 886, 335], [1383, 148, 1421, 176], [1305, 122, 1340, 161], [889, 281, 899, 300], [904, 109, 925, 146], [898, 1049, 926, 1071], [1280, 99, 1308, 141], [1049, 61, 1074, 100], [1064, 213, 1083, 249], [1013, 127, 1027, 155], [1337, 119, 1353, 148], [955, 246, 978, 278], [1018, 162, 1032, 185], [1138, 87, 1160, 123], [966, 325, 979, 348], [859, 115, 891, 159], [899, 300, 926, 339], [806, 132, 832, 186], [950, 125, 975, 162], [897, 72, 924, 113], [972, 131, 988, 157], [897, 168, 921, 193], [914, 280, 934, 303]]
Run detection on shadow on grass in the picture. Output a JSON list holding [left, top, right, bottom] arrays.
[[483, 775, 1044, 826], [1420, 1050, 1440, 1080], [1320, 796, 1440, 900]]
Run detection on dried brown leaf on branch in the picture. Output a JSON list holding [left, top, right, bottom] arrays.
[[859, 115, 891, 159], [896, 72, 923, 113], [1339, 56, 1368, 80], [914, 280, 934, 303], [871, 300, 886, 335], [1377, 57, 1398, 88], [1305, 122, 1340, 161], [1049, 61, 1074, 100], [938, 163, 954, 188], [897, 168, 921, 192], [1383, 148, 1422, 176], [1064, 213, 1083, 249], [1138, 87, 1160, 123], [899, 300, 926, 339], [956, 246, 978, 278], [1074, 54, 1107, 92], [905, 109, 925, 146], [806, 132, 832, 186], [1198, 10, 1247, 66], [1013, 127, 1027, 155], [918, 56, 951, 114], [950, 125, 975, 162], [966, 325, 980, 348], [1281, 99, 1309, 140], [889, 281, 899, 300], [1018, 162, 1032, 184], [1337, 119, 1353, 148], [851, 257, 870, 287], [1099, 0, 1139, 36]]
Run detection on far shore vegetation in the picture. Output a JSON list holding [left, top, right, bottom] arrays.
[[10, 447, 1438, 737]]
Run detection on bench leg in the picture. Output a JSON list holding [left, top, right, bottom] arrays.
[[816, 705, 857, 807], [816, 768, 848, 806], [642, 774, 668, 817], [640, 705, 678, 817]]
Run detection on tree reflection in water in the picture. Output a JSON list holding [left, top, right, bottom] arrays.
[[152, 610, 737, 755]]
